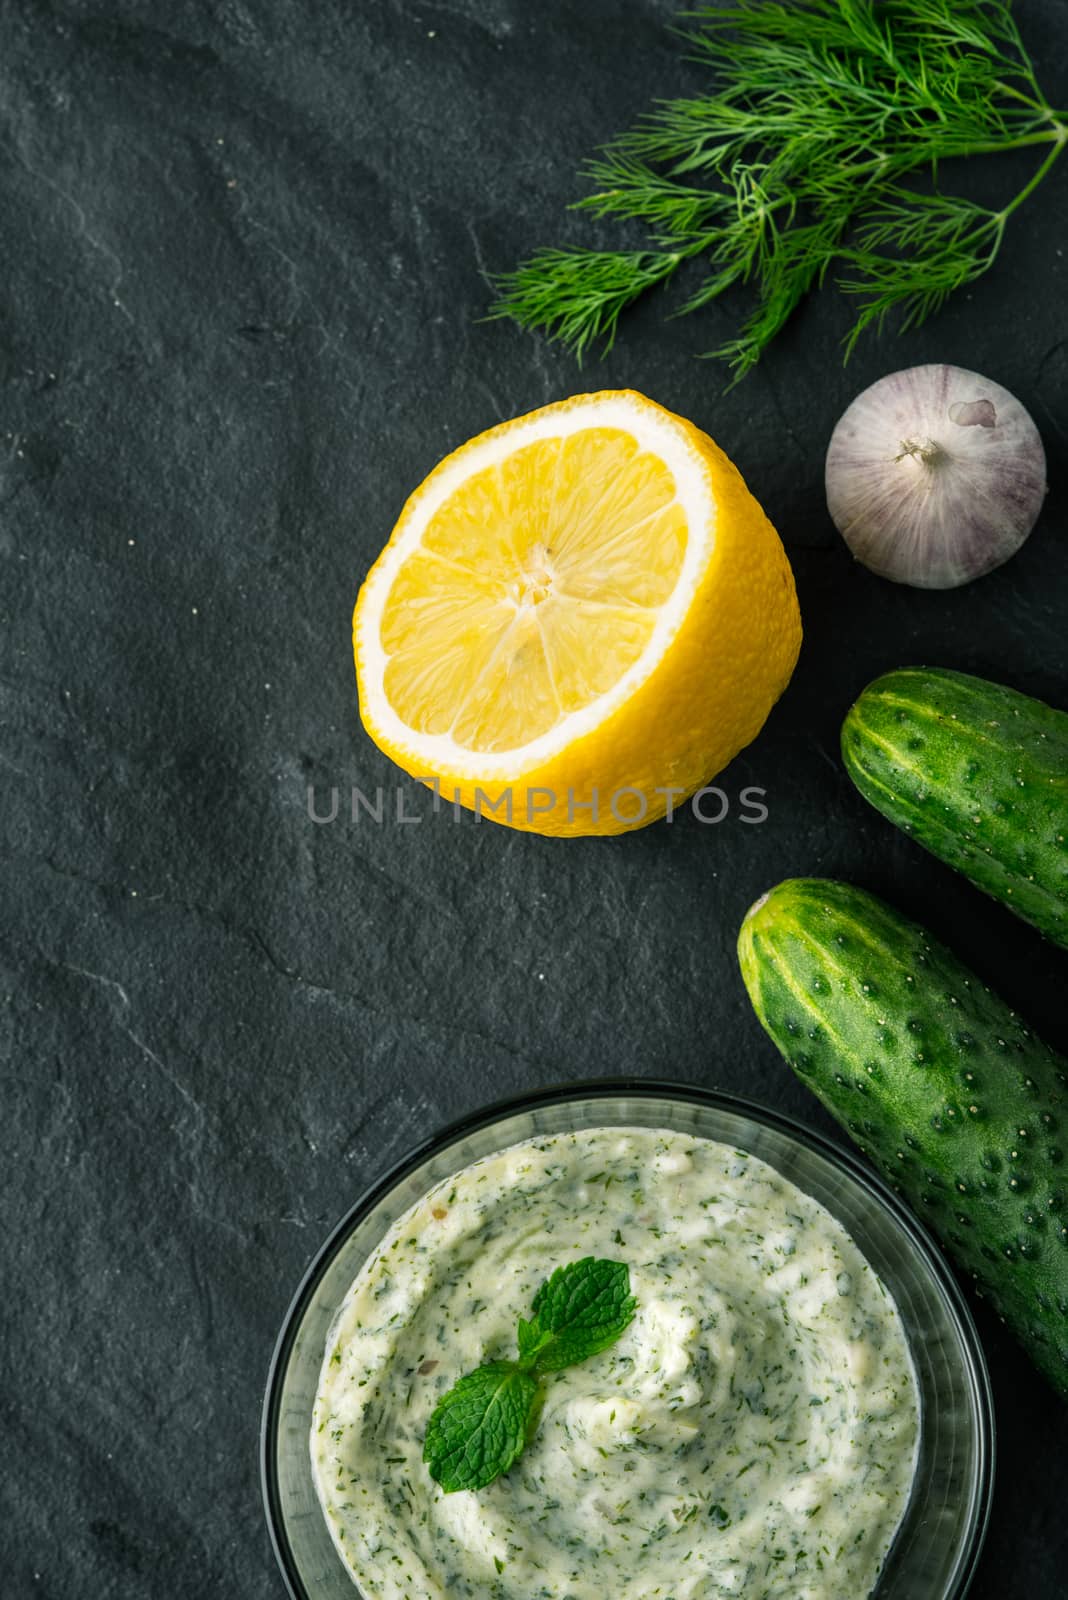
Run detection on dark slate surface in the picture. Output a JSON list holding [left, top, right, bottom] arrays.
[[2, 2, 1067, 1595]]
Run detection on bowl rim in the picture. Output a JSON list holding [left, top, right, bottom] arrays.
[[261, 1076, 996, 1600]]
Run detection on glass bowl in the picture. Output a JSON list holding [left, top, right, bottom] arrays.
[[262, 1080, 994, 1600]]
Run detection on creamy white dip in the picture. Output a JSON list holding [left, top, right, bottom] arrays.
[[312, 1127, 919, 1600]]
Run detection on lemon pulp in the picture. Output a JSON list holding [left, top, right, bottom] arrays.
[[379, 427, 686, 754]]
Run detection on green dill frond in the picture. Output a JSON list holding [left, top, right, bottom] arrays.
[[486, 248, 686, 362], [574, 152, 734, 237], [489, 0, 1067, 375], [838, 190, 1004, 355], [711, 205, 850, 380]]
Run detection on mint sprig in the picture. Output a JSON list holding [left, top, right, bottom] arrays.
[[423, 1257, 636, 1494]]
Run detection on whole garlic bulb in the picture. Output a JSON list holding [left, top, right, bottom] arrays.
[[825, 364, 1047, 588]]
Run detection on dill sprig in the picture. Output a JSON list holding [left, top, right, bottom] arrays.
[[489, 0, 1067, 379]]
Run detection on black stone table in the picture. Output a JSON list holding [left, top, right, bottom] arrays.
[[2, 3, 1066, 1595]]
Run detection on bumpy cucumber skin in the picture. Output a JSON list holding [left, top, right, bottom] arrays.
[[842, 666, 1068, 949], [739, 877, 1068, 1397]]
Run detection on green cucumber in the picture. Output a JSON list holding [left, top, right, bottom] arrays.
[[842, 666, 1068, 949], [738, 877, 1068, 1397]]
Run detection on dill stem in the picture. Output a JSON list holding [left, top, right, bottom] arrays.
[[993, 80, 1048, 116], [674, 125, 1065, 235], [930, 128, 1068, 162], [996, 122, 1068, 224]]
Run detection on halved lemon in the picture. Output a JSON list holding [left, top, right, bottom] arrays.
[[354, 390, 800, 836]]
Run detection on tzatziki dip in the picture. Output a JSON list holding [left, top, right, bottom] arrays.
[[312, 1127, 920, 1600]]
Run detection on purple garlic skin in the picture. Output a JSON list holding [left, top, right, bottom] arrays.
[[825, 363, 1047, 589]]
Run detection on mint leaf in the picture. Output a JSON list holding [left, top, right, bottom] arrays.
[[522, 1257, 637, 1373], [423, 1361, 539, 1494], [422, 1258, 636, 1493]]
